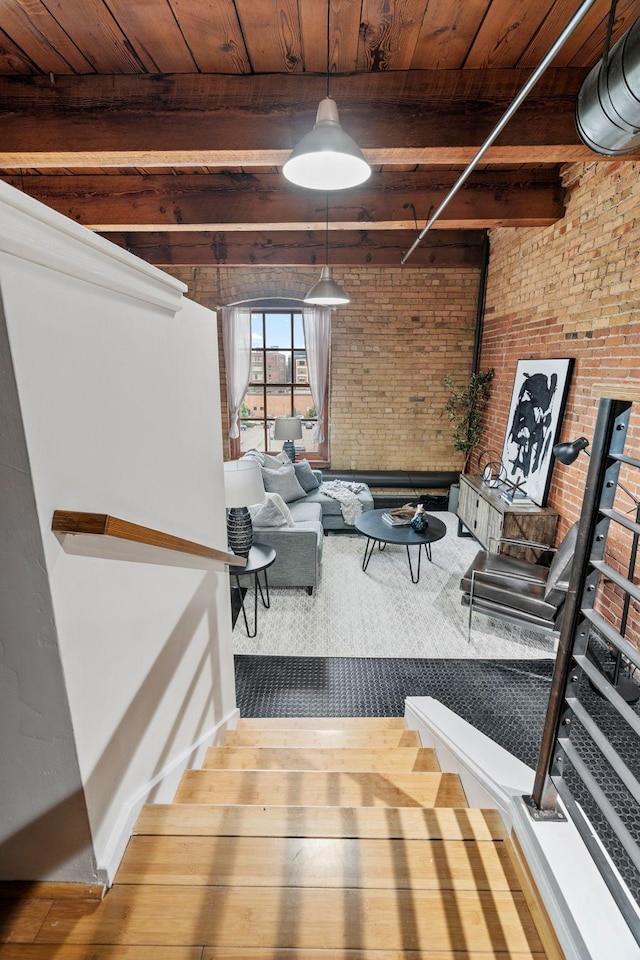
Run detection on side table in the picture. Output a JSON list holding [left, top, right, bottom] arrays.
[[229, 542, 276, 638]]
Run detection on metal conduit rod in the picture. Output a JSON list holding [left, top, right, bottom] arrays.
[[400, 0, 601, 265]]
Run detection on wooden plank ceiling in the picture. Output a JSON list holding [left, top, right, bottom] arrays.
[[0, 0, 635, 267]]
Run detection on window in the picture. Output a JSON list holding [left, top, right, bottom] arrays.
[[239, 310, 320, 457]]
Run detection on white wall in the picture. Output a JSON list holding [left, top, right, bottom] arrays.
[[0, 182, 236, 883]]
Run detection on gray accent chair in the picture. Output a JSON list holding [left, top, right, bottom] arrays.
[[460, 522, 579, 638]]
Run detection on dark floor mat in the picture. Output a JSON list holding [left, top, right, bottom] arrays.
[[234, 655, 554, 766]]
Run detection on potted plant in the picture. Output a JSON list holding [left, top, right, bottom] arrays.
[[442, 369, 494, 511]]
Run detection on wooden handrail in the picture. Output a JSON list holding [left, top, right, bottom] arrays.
[[52, 511, 245, 568]]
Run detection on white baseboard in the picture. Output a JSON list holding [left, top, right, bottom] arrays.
[[96, 706, 240, 885], [405, 696, 640, 960]]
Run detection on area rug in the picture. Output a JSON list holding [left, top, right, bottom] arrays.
[[233, 512, 557, 659]]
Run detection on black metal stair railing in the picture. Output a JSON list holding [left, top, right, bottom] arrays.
[[528, 397, 640, 941]]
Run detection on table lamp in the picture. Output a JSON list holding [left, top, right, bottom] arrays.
[[223, 460, 265, 558], [273, 416, 303, 462]]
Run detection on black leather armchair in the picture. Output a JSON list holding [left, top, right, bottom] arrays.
[[460, 523, 579, 639]]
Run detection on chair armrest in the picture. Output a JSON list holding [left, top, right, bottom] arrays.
[[312, 469, 323, 484], [489, 535, 555, 551]]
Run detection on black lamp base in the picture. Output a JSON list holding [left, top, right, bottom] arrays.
[[227, 507, 253, 558], [283, 440, 296, 462]]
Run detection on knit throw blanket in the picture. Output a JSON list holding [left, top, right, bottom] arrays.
[[319, 480, 366, 525]]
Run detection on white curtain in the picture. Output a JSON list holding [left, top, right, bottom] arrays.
[[303, 306, 331, 444], [222, 305, 252, 439]]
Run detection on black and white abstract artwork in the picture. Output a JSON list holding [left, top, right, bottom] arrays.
[[501, 358, 574, 506]]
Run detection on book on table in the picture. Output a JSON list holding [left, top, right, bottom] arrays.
[[382, 505, 415, 526]]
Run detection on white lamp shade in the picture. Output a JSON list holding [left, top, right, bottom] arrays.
[[273, 416, 303, 441], [223, 460, 265, 508], [304, 265, 350, 306], [282, 98, 371, 192]]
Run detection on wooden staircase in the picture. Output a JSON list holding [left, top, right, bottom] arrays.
[[1, 716, 562, 959]]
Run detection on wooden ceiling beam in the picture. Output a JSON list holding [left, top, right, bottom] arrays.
[[103, 230, 486, 267], [0, 68, 617, 168], [4, 170, 564, 230]]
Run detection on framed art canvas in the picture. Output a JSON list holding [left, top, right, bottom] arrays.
[[501, 358, 574, 506]]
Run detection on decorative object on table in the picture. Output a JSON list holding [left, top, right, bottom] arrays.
[[441, 369, 495, 473], [478, 449, 507, 488], [410, 504, 429, 532], [501, 358, 574, 506], [273, 416, 303, 462], [498, 477, 532, 504], [223, 459, 265, 558], [552, 433, 640, 704], [382, 504, 415, 526]]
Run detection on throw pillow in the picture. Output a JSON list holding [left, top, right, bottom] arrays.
[[249, 492, 295, 528], [261, 464, 306, 503], [294, 458, 320, 492], [268, 491, 295, 526], [242, 449, 265, 466], [262, 451, 285, 469]]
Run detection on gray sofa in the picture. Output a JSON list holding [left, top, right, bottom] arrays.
[[238, 456, 373, 593]]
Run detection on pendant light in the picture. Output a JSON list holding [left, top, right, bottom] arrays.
[[282, 3, 371, 192], [304, 195, 349, 306]]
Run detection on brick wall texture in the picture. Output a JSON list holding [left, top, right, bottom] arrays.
[[481, 159, 640, 645], [164, 264, 481, 472]]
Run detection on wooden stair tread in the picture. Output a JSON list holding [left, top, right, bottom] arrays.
[[224, 729, 421, 748], [236, 718, 408, 730], [133, 804, 505, 840], [0, 949, 549, 960], [174, 770, 468, 807], [117, 835, 520, 889], [199, 951, 548, 960], [36, 885, 545, 954], [202, 746, 439, 772], [4, 715, 554, 960], [0, 949, 202, 959]]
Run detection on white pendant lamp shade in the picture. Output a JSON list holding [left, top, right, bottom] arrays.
[[283, 97, 371, 191], [304, 265, 350, 306]]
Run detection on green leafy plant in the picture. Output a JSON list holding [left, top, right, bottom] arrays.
[[442, 369, 495, 473]]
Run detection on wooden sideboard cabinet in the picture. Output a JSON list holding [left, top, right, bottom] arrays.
[[457, 474, 558, 561]]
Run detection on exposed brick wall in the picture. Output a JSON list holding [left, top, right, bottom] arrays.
[[481, 159, 640, 646], [164, 265, 481, 472]]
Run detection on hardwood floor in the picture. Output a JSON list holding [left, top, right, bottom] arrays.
[[0, 718, 559, 960]]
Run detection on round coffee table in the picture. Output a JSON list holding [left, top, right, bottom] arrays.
[[354, 509, 447, 584]]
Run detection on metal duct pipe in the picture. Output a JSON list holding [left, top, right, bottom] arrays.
[[576, 16, 640, 156]]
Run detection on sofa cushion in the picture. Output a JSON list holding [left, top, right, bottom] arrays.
[[261, 463, 307, 502], [249, 491, 295, 528], [294, 458, 321, 493], [288, 500, 324, 523]]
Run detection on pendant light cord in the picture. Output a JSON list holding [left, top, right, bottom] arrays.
[[325, 193, 330, 267], [326, 1, 330, 98]]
